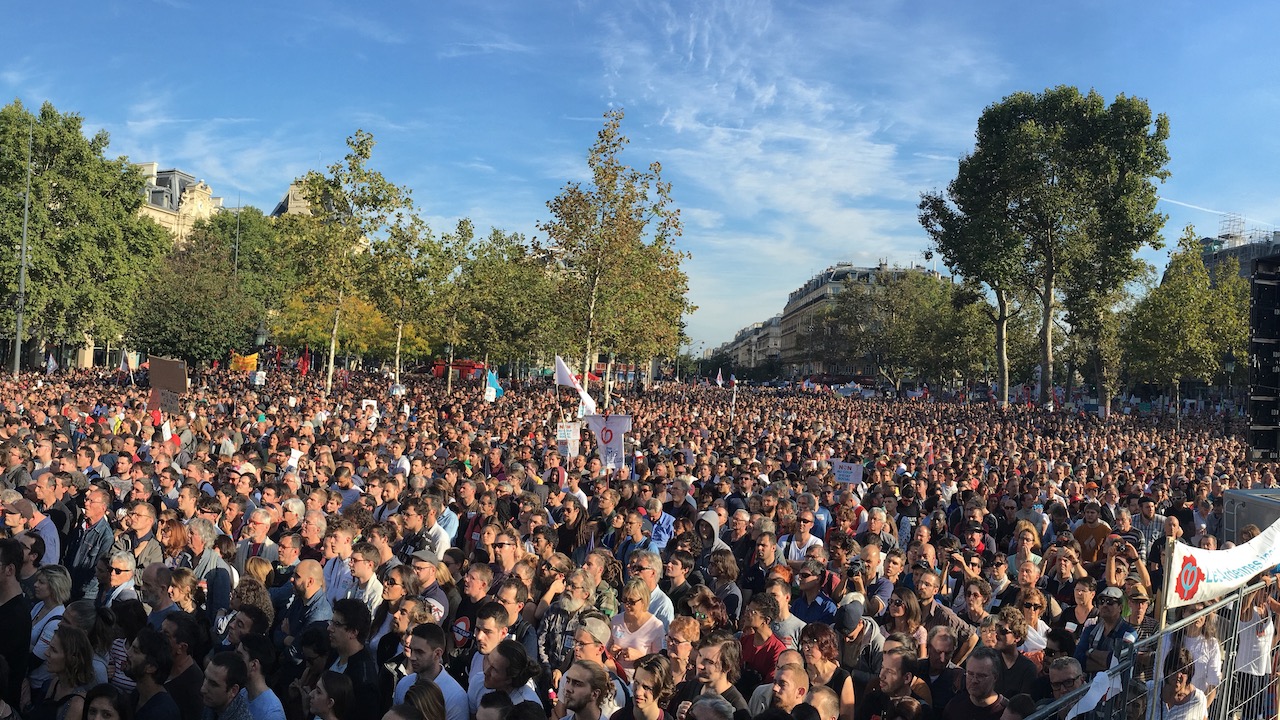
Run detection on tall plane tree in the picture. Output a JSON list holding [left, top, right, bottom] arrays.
[[538, 109, 690, 397], [921, 87, 1169, 404]]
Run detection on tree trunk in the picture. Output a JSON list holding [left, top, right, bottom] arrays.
[[446, 342, 455, 394], [604, 354, 615, 409], [325, 290, 343, 395], [394, 321, 403, 385], [994, 290, 1011, 406], [1039, 270, 1054, 405]]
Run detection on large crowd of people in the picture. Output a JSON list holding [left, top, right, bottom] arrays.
[[0, 366, 1274, 720]]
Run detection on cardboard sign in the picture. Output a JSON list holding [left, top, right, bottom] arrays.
[[556, 422, 582, 458], [149, 356, 189, 393]]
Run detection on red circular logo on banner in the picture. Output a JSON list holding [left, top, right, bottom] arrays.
[[1175, 554, 1205, 602], [600, 428, 613, 444]]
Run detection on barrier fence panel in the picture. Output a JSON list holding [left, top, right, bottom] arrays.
[[1022, 579, 1278, 720]]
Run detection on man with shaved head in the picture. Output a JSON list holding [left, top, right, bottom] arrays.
[[277, 559, 331, 661]]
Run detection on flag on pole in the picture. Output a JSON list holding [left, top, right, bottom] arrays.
[[554, 356, 597, 415], [45, 353, 57, 375], [298, 346, 310, 376], [715, 368, 724, 387], [230, 352, 258, 372], [729, 374, 737, 388], [485, 370, 505, 399], [119, 351, 129, 374]]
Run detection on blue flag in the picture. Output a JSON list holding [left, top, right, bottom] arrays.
[[486, 370, 504, 398]]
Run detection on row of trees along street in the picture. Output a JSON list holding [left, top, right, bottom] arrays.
[[0, 101, 694, 395], [769, 86, 1245, 407]]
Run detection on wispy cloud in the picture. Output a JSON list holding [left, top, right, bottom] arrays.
[[590, 0, 1001, 341], [438, 38, 534, 59]]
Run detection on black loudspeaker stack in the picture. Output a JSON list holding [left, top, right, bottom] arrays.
[[1249, 255, 1280, 460]]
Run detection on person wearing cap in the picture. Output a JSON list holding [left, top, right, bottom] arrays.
[[4, 497, 59, 565], [1073, 586, 1136, 674]]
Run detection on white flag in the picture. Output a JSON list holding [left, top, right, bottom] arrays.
[[554, 356, 597, 416], [715, 368, 724, 387], [45, 353, 58, 375]]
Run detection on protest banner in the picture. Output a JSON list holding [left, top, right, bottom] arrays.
[[585, 414, 632, 470], [1163, 516, 1280, 609]]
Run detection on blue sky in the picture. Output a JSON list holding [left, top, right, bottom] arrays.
[[4, 1, 1279, 349]]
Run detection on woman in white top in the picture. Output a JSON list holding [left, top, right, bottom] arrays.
[[28, 565, 71, 695], [1015, 587, 1051, 652], [1234, 580, 1278, 720], [1157, 648, 1208, 720], [609, 579, 666, 681], [1175, 604, 1222, 707]]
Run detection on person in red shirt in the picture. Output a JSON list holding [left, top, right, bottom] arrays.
[[739, 590, 787, 683]]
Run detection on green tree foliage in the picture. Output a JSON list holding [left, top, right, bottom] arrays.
[[190, 207, 291, 315], [126, 241, 256, 366], [0, 100, 169, 348], [921, 86, 1169, 404], [367, 214, 442, 381], [279, 130, 412, 392], [538, 109, 691, 389], [1124, 226, 1217, 395], [830, 270, 989, 389], [1208, 256, 1248, 387]]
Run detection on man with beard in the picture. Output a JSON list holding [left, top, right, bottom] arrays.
[[855, 647, 929, 720], [559, 660, 613, 720], [396, 623, 468, 720], [538, 568, 595, 678], [128, 626, 181, 720]]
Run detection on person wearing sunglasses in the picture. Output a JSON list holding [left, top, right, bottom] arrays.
[[1073, 586, 1137, 674]]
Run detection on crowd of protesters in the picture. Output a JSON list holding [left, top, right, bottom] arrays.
[[0, 366, 1275, 720]]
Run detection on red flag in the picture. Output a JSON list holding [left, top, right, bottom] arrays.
[[298, 346, 310, 376], [275, 345, 282, 367]]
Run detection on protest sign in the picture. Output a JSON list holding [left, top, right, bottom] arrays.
[[556, 421, 582, 458], [148, 356, 188, 415], [832, 460, 864, 485]]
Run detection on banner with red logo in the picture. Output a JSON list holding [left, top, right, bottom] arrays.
[[1164, 518, 1280, 609]]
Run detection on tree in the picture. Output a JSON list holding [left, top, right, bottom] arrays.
[[1208, 256, 1249, 391], [831, 270, 944, 390], [367, 213, 442, 382], [1124, 226, 1216, 410], [0, 100, 169, 355], [280, 130, 412, 392], [126, 241, 257, 366], [190, 207, 292, 315], [922, 87, 1169, 404], [538, 109, 691, 394]]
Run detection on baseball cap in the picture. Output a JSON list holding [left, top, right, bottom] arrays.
[[410, 549, 439, 565], [3, 498, 35, 520], [835, 600, 865, 634]]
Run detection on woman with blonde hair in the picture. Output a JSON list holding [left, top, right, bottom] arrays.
[[29, 565, 72, 694], [244, 556, 273, 585], [168, 568, 203, 614], [609, 578, 665, 681]]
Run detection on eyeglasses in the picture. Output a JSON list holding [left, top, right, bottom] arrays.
[[1022, 602, 1043, 610], [110, 567, 131, 575], [621, 598, 643, 607], [889, 598, 905, 607], [572, 638, 598, 649], [1050, 677, 1082, 690], [492, 542, 513, 549], [1097, 598, 1121, 607], [667, 636, 691, 646], [798, 518, 813, 525]]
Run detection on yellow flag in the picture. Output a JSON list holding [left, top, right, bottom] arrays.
[[231, 352, 258, 372]]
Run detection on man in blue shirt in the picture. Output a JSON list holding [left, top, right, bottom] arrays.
[[791, 559, 837, 625], [1075, 586, 1136, 673]]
